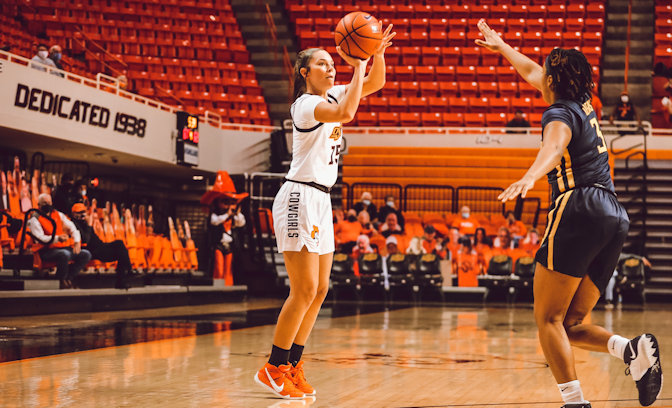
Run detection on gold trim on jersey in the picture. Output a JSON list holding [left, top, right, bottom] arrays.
[[547, 190, 574, 271], [563, 149, 575, 189], [541, 193, 566, 244]]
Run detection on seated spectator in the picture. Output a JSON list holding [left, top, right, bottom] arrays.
[[385, 235, 400, 257], [452, 206, 479, 236], [357, 210, 376, 237], [353, 191, 378, 222], [455, 236, 481, 287], [379, 212, 403, 238], [49, 44, 64, 77], [493, 226, 513, 250], [71, 203, 134, 289], [610, 92, 642, 135], [443, 227, 461, 261], [31, 43, 58, 73], [336, 209, 362, 251], [519, 228, 541, 256], [352, 234, 374, 259], [378, 195, 404, 229], [117, 74, 128, 90], [473, 227, 493, 249], [505, 110, 530, 134], [406, 225, 446, 258], [502, 211, 527, 242], [27, 194, 91, 289]]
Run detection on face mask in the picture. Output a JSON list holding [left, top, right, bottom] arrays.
[[347, 215, 357, 222], [462, 212, 470, 219], [386, 201, 394, 207], [81, 189, 87, 196], [40, 205, 53, 213], [621, 96, 629, 103], [52, 52, 61, 61], [38, 50, 48, 59], [362, 199, 371, 206]]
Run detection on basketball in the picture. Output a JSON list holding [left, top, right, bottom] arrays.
[[334, 12, 382, 60]]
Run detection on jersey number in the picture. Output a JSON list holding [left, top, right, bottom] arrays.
[[590, 118, 608, 154], [329, 145, 341, 165]]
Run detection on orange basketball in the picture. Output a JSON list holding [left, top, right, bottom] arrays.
[[334, 12, 382, 60]]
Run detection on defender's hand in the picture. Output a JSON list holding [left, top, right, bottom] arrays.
[[499, 175, 536, 202], [475, 19, 507, 53]]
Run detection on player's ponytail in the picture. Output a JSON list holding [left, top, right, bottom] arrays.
[[544, 48, 594, 102], [292, 48, 320, 101]]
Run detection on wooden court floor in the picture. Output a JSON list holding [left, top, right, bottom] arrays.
[[0, 300, 670, 408]]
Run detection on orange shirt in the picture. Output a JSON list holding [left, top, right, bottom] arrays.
[[456, 251, 480, 287], [592, 94, 603, 121], [503, 220, 527, 237], [452, 218, 479, 235], [336, 221, 362, 244], [519, 241, 540, 257]]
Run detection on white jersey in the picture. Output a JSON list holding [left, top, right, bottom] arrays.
[[287, 85, 346, 188]]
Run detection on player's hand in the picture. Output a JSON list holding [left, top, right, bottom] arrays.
[[336, 46, 369, 70], [58, 234, 69, 242], [498, 175, 535, 202], [73, 241, 81, 254], [374, 24, 396, 56], [475, 19, 506, 53]]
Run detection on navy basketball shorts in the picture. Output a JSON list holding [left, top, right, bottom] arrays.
[[535, 186, 630, 293]]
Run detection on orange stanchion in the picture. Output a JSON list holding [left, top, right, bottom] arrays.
[[184, 220, 198, 270]]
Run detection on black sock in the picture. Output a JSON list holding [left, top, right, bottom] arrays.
[[268, 345, 290, 367], [289, 343, 304, 366]]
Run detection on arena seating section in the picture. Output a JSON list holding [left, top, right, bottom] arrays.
[[286, 0, 605, 127], [652, 2, 672, 127], [0, 0, 270, 125]]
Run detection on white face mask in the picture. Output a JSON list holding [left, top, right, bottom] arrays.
[[386, 201, 394, 207], [621, 96, 629, 103], [38, 50, 48, 59], [81, 189, 87, 196], [462, 212, 470, 219], [362, 199, 371, 206]]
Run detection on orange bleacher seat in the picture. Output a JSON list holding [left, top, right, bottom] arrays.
[[456, 66, 477, 82], [586, 3, 604, 19], [442, 47, 462, 66], [410, 31, 428, 47], [381, 81, 400, 97], [565, 18, 585, 32], [462, 47, 482, 66], [486, 113, 508, 127], [395, 65, 414, 82], [476, 66, 497, 82], [429, 96, 449, 111], [567, 4, 585, 18], [401, 46, 421, 65], [358, 112, 378, 127], [585, 18, 604, 32], [499, 82, 519, 98], [531, 98, 547, 114], [368, 97, 388, 111], [519, 82, 539, 98], [400, 112, 421, 127], [548, 4, 566, 18], [429, 18, 449, 31], [528, 5, 547, 19], [583, 47, 602, 65], [385, 46, 401, 65], [436, 66, 456, 82], [503, 32, 523, 48], [448, 97, 469, 112], [447, 31, 466, 47], [469, 97, 490, 113], [422, 46, 441, 64], [451, 5, 470, 19], [421, 112, 443, 127], [458, 81, 479, 97], [420, 81, 440, 97], [401, 82, 420, 97], [489, 97, 511, 113], [512, 97, 533, 112], [529, 113, 543, 127], [464, 113, 486, 127], [491, 5, 509, 18], [409, 97, 428, 112], [439, 81, 459, 97], [379, 112, 400, 127], [443, 113, 464, 127], [480, 82, 499, 98], [508, 18, 526, 32]]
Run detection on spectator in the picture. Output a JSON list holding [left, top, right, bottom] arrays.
[[31, 43, 58, 73], [353, 191, 378, 222], [379, 212, 403, 238], [209, 197, 246, 285], [653, 62, 671, 78], [378, 195, 404, 229], [452, 206, 479, 236], [455, 236, 481, 287], [352, 234, 374, 259], [27, 194, 91, 289], [53, 173, 75, 214], [70, 203, 133, 289], [117, 74, 128, 90], [357, 210, 376, 237], [48, 45, 64, 77], [443, 227, 461, 261], [335, 208, 362, 251], [610, 92, 642, 135], [519, 228, 541, 256], [473, 227, 492, 249], [381, 235, 400, 290], [505, 110, 530, 134], [407, 224, 446, 258], [502, 211, 527, 242], [493, 226, 513, 250]]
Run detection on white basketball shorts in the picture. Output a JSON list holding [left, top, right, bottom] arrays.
[[272, 181, 334, 255]]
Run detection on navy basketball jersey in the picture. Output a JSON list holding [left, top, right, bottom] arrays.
[[541, 95, 615, 200]]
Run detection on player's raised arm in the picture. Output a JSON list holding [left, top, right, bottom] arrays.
[[314, 47, 368, 124], [360, 24, 396, 98], [475, 19, 544, 94]]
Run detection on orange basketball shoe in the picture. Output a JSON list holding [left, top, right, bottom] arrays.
[[254, 363, 305, 399], [289, 361, 316, 396]]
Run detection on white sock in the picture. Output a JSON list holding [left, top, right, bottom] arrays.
[[558, 380, 585, 404], [608, 334, 629, 360]]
